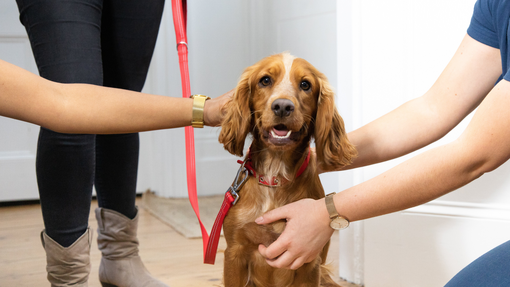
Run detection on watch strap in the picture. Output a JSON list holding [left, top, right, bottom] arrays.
[[325, 192, 339, 219], [190, 94, 211, 128]]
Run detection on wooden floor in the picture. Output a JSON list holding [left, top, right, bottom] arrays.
[[0, 198, 356, 287]]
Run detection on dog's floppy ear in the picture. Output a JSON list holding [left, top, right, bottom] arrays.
[[218, 67, 254, 157], [314, 74, 357, 171]]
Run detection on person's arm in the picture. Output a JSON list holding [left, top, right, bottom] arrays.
[[344, 34, 501, 170], [256, 34, 505, 270], [0, 59, 231, 133]]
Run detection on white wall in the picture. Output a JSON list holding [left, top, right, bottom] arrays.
[[0, 1, 40, 201], [144, 1, 341, 197], [139, 1, 253, 198], [0, 0, 254, 200], [0, 0, 342, 200], [247, 0, 341, 194], [338, 0, 510, 286]]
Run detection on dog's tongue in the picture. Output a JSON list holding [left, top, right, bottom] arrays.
[[273, 125, 289, 136]]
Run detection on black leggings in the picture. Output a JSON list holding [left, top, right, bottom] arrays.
[[16, 0, 165, 247]]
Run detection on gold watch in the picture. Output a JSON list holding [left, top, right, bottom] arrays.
[[190, 94, 211, 128], [325, 192, 349, 230]]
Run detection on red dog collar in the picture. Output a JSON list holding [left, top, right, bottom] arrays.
[[237, 147, 311, 187]]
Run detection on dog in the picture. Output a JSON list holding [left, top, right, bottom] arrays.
[[218, 52, 357, 287]]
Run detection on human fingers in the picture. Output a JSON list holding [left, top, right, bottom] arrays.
[[262, 231, 316, 270], [257, 237, 286, 261], [264, 249, 305, 270], [255, 205, 289, 225], [204, 89, 234, 126]]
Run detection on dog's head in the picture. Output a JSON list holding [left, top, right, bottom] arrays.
[[219, 52, 356, 170]]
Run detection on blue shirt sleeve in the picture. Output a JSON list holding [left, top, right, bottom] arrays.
[[467, 0, 499, 49]]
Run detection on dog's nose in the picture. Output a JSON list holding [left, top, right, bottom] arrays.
[[271, 99, 294, 117]]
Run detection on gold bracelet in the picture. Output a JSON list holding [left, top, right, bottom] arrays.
[[190, 94, 211, 128]]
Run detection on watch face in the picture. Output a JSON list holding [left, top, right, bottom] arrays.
[[330, 217, 349, 230]]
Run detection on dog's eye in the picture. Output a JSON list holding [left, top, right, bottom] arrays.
[[260, 76, 272, 86], [300, 80, 311, 91]]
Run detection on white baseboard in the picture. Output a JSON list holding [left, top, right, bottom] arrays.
[[405, 200, 510, 221]]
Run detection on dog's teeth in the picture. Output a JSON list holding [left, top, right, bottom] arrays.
[[271, 130, 292, 139]]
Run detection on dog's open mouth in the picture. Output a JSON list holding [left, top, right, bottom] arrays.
[[271, 124, 292, 139], [264, 124, 301, 145]]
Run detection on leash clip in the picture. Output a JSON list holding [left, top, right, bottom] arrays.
[[227, 186, 240, 206], [227, 160, 249, 205]]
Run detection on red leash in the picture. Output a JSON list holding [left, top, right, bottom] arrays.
[[171, 0, 246, 264]]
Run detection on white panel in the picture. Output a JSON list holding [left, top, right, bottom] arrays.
[[277, 12, 337, 89], [359, 0, 478, 187], [267, 2, 340, 194], [248, 1, 270, 64], [0, 39, 37, 74], [336, 1, 365, 283], [359, 0, 413, 123], [0, 153, 38, 201], [0, 116, 39, 201], [339, 220, 364, 284], [0, 117, 37, 154], [271, 0, 335, 18], [339, 0, 508, 285], [358, 0, 475, 124], [139, 0, 252, 198], [143, 1, 341, 198], [357, 0, 502, 205], [195, 131, 241, 196], [365, 207, 510, 287], [0, 1, 26, 36], [137, 5, 187, 197], [409, 200, 510, 220], [0, 36, 39, 201], [188, 0, 251, 97], [189, 0, 251, 198]]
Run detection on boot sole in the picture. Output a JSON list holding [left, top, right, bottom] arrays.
[[100, 283, 118, 287]]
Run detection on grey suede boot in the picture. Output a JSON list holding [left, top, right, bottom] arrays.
[[95, 207, 168, 287], [41, 227, 92, 287]]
